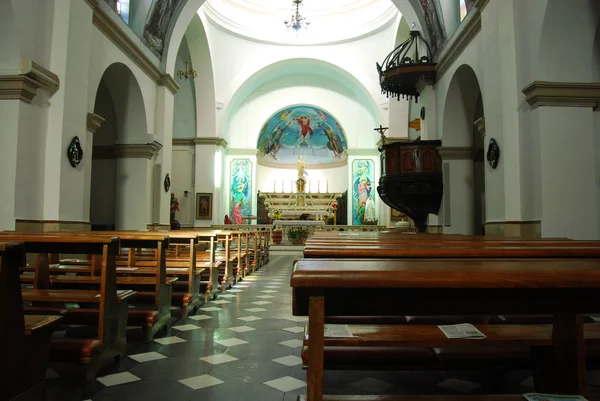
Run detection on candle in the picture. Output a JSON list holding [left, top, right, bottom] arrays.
[[282, 180, 284, 193], [318, 180, 320, 193], [327, 180, 329, 193], [291, 180, 293, 193], [274, 180, 276, 192]]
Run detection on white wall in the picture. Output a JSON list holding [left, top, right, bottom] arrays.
[[257, 164, 347, 194], [172, 146, 195, 226], [226, 73, 379, 151], [173, 37, 197, 138], [200, 10, 399, 127]]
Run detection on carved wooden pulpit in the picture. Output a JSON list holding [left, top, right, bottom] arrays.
[[377, 140, 443, 232]]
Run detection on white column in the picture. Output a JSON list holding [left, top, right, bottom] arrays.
[[155, 85, 176, 227], [438, 147, 474, 235], [0, 100, 20, 229], [43, 0, 93, 224], [115, 143, 162, 230]]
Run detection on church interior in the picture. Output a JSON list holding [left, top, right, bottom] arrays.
[[1, 0, 600, 400]]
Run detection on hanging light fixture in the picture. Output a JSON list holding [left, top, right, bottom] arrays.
[[177, 60, 197, 81], [284, 0, 310, 33], [376, 23, 437, 103]]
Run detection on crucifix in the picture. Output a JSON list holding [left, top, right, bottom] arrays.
[[374, 125, 389, 145]]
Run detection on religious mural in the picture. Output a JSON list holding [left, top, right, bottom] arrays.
[[256, 105, 348, 167], [352, 159, 376, 225], [418, 0, 446, 54], [230, 159, 252, 224], [143, 0, 183, 57]]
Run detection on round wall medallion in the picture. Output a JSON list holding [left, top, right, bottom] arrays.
[[164, 174, 171, 192], [420, 107, 426, 120], [487, 138, 500, 169], [67, 136, 83, 168]]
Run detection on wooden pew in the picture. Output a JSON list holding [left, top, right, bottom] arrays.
[[291, 257, 600, 401], [47, 232, 174, 342], [1, 241, 62, 401], [0, 233, 134, 381]]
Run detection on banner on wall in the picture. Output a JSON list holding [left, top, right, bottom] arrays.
[[352, 159, 376, 225], [230, 159, 252, 224]]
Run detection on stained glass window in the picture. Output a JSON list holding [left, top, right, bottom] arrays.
[[459, 0, 467, 21], [116, 0, 130, 24]]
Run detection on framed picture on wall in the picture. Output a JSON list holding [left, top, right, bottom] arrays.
[[195, 193, 213, 220]]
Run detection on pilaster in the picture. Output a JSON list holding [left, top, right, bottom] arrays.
[[523, 80, 600, 239]]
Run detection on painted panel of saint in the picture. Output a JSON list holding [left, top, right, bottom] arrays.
[[257, 105, 348, 167], [352, 159, 376, 225], [230, 159, 252, 224]]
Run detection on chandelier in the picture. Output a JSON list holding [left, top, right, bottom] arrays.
[[376, 23, 437, 103], [284, 0, 310, 33]]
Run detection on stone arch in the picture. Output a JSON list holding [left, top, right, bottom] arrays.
[[160, 0, 432, 76], [441, 63, 485, 235], [90, 62, 151, 231], [94, 63, 148, 144], [223, 57, 380, 145], [0, 0, 20, 71]]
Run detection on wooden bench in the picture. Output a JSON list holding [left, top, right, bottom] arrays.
[[1, 241, 62, 401], [291, 257, 600, 400], [0, 233, 134, 381], [48, 233, 174, 342]]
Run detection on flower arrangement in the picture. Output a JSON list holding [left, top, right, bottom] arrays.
[[288, 226, 309, 241], [272, 209, 282, 220]]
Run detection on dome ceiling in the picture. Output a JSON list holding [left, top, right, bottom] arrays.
[[201, 0, 399, 45]]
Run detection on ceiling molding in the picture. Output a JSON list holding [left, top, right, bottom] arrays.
[[522, 81, 600, 109], [436, 9, 482, 79], [84, 0, 99, 8], [438, 146, 473, 160], [91, 4, 179, 94], [173, 137, 229, 148], [19, 58, 59, 93], [87, 113, 105, 133], [0, 75, 41, 104], [116, 142, 163, 159]]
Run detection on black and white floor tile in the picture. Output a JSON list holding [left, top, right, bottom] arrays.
[[45, 254, 600, 401]]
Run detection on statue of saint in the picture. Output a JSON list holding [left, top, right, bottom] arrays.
[[297, 155, 305, 178]]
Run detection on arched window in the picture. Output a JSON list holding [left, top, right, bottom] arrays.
[[116, 0, 130, 24], [459, 0, 467, 21]]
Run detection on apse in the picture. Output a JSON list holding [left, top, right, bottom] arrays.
[[256, 105, 348, 168]]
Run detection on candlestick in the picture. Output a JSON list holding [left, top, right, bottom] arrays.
[[318, 180, 320, 193], [282, 180, 284, 193], [327, 180, 329, 193], [291, 180, 293, 193], [274, 180, 276, 192]]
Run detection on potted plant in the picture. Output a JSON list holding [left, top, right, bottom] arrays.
[[288, 226, 309, 245], [271, 210, 283, 244]]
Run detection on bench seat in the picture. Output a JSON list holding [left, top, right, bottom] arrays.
[[49, 338, 103, 359]]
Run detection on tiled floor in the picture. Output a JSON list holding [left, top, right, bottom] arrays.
[[45, 254, 600, 401]]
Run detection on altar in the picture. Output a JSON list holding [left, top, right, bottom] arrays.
[[273, 220, 325, 244]]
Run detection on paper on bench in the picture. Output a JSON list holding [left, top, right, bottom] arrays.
[[117, 267, 138, 271], [438, 323, 486, 339], [523, 393, 588, 401], [324, 324, 354, 338], [95, 290, 130, 298], [338, 233, 360, 236]]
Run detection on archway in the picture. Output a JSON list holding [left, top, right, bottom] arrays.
[[441, 64, 485, 235], [160, 0, 436, 75], [90, 63, 149, 230]]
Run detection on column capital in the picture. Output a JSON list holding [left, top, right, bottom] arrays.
[[173, 137, 229, 149], [0, 58, 60, 104], [437, 146, 473, 160], [522, 81, 600, 109], [87, 113, 105, 133]]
